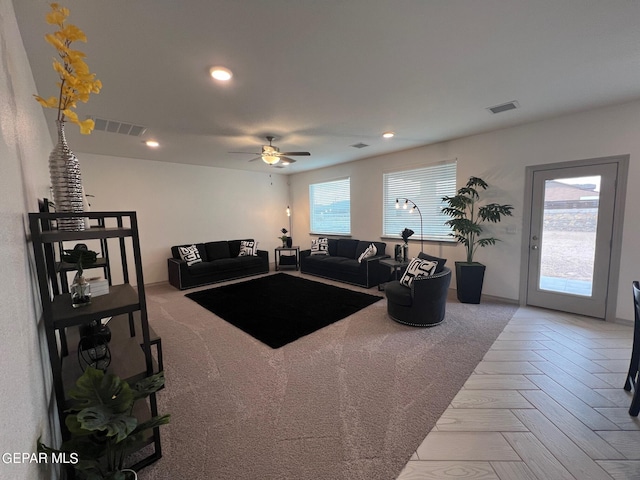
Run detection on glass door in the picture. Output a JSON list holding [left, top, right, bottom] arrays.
[[526, 163, 618, 318]]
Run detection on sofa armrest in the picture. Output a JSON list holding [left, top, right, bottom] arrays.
[[168, 257, 188, 290], [257, 249, 269, 267], [361, 254, 391, 287]]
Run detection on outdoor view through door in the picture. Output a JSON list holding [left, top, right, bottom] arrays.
[[525, 158, 626, 320], [539, 175, 600, 297]]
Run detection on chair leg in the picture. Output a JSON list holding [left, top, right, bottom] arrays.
[[630, 384, 640, 416]]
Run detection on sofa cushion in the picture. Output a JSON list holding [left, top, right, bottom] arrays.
[[187, 261, 216, 276], [177, 244, 203, 266], [357, 243, 377, 263], [336, 239, 359, 259], [400, 258, 438, 287], [418, 252, 447, 273], [305, 255, 360, 274], [172, 243, 207, 262], [205, 241, 230, 261], [239, 240, 258, 256], [385, 281, 413, 306], [327, 238, 338, 256], [311, 237, 329, 255], [228, 240, 241, 258]]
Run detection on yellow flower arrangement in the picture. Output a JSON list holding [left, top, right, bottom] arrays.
[[34, 3, 102, 134]]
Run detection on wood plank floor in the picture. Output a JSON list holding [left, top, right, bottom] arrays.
[[396, 306, 640, 480]]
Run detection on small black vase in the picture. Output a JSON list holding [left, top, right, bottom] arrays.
[[286, 236, 293, 248]]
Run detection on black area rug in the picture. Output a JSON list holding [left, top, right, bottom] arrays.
[[185, 273, 382, 348]]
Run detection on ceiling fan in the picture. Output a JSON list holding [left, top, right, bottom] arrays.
[[230, 136, 311, 167]]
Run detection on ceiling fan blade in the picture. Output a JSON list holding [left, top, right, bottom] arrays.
[[279, 157, 297, 164], [248, 156, 262, 162], [279, 151, 310, 156], [229, 151, 262, 155]]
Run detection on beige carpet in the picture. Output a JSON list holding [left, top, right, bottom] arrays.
[[137, 273, 518, 480]]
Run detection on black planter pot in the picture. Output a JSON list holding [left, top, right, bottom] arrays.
[[286, 236, 293, 248], [455, 262, 486, 304]]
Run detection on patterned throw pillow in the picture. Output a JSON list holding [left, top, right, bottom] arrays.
[[238, 240, 257, 256], [310, 237, 329, 255], [357, 243, 377, 263], [399, 258, 438, 287], [178, 244, 202, 266]]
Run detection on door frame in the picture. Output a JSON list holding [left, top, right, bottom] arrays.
[[519, 155, 629, 321]]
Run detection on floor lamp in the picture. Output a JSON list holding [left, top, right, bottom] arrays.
[[396, 198, 423, 253]]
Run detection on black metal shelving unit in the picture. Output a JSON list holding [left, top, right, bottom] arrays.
[[29, 211, 164, 476]]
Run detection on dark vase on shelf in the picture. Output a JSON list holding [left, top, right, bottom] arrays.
[[286, 237, 293, 248]]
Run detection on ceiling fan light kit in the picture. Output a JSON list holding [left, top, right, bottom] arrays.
[[209, 66, 233, 81], [231, 136, 310, 167]]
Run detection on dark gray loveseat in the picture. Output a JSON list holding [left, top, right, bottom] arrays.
[[300, 238, 388, 288], [168, 239, 269, 290]]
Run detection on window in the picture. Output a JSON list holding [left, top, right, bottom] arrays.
[[309, 177, 350, 235], [383, 161, 457, 242]]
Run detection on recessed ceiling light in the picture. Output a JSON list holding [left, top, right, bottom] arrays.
[[210, 66, 233, 81], [145, 140, 159, 148], [382, 132, 395, 138]]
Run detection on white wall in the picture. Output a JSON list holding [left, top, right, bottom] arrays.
[[79, 154, 291, 284], [290, 100, 640, 322], [1, 2, 58, 479]]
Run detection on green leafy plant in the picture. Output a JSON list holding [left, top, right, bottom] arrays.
[[278, 227, 288, 244], [39, 367, 169, 480], [441, 176, 514, 263]]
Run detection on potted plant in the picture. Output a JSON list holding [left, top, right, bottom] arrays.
[[441, 176, 514, 303], [39, 367, 170, 480], [278, 228, 289, 248]]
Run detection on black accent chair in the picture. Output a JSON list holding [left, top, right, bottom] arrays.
[[385, 267, 452, 327], [624, 281, 640, 416]]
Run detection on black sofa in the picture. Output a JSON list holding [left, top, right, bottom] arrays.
[[168, 239, 269, 290], [300, 238, 388, 288]]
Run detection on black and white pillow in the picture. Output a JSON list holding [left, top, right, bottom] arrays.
[[399, 258, 438, 287], [178, 244, 202, 266], [238, 240, 258, 256], [310, 237, 329, 255], [357, 243, 377, 263]]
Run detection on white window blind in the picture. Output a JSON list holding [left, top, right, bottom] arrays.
[[383, 161, 457, 242], [309, 177, 351, 235]]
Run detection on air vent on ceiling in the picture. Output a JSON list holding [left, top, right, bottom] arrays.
[[89, 116, 147, 136], [487, 101, 519, 114], [351, 142, 369, 149]]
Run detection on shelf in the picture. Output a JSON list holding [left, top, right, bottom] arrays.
[[39, 226, 133, 243], [57, 257, 108, 273], [51, 284, 140, 329], [61, 314, 160, 399], [30, 210, 163, 471]]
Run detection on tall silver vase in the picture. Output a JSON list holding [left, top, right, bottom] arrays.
[[49, 120, 85, 231]]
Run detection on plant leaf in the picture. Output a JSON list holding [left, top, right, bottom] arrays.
[[67, 367, 134, 415], [76, 405, 138, 443]]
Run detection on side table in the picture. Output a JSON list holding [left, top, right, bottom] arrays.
[[379, 258, 409, 290], [275, 246, 300, 271]]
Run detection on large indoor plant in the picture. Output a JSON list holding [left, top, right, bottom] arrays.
[[441, 176, 514, 303], [39, 367, 170, 480]]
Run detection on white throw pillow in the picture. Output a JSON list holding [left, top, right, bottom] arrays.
[[357, 243, 377, 263], [178, 244, 202, 266], [399, 258, 437, 287], [238, 240, 258, 256], [310, 237, 329, 255]]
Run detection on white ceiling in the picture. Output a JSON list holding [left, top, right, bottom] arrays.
[[14, 0, 640, 174]]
